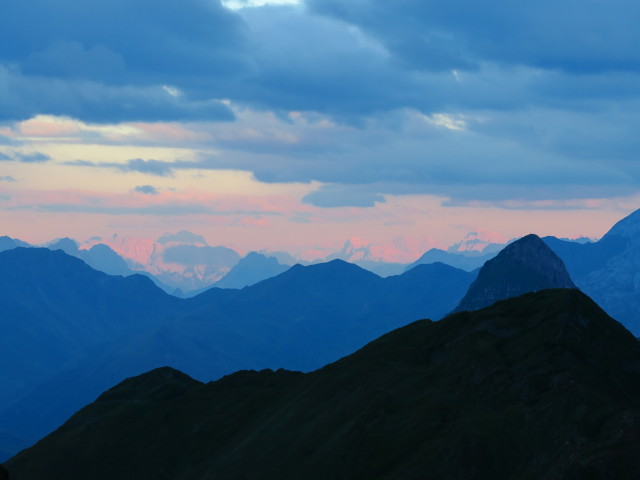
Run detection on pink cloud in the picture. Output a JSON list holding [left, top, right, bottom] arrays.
[[128, 122, 211, 144], [234, 216, 272, 228], [19, 117, 80, 137]]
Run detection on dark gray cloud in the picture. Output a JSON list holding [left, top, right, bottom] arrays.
[[2, 0, 640, 123], [308, 0, 640, 74], [133, 185, 159, 195], [0, 0, 246, 83], [0, 65, 235, 123]]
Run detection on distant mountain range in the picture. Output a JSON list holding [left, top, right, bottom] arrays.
[[3, 209, 640, 464], [8, 289, 640, 480], [0, 250, 475, 459]]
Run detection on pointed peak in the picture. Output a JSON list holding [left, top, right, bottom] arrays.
[[453, 233, 576, 313]]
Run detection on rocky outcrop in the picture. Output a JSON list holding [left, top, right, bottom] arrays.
[[453, 234, 576, 313]]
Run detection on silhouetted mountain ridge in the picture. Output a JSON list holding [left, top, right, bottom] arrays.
[[8, 289, 640, 479]]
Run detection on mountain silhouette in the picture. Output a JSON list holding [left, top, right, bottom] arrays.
[[7, 289, 640, 479], [453, 234, 576, 313]]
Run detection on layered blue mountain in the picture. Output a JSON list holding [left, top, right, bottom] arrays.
[[0, 236, 30, 252], [213, 252, 290, 289], [405, 248, 498, 272], [0, 250, 475, 459], [543, 208, 640, 335], [48, 238, 133, 276], [8, 289, 640, 479], [453, 234, 576, 313], [0, 248, 179, 406]]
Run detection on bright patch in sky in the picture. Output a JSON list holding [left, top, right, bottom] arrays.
[[222, 0, 300, 9]]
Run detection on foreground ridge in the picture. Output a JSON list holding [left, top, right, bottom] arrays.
[[7, 289, 640, 480]]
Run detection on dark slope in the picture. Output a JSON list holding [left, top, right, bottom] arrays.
[[454, 234, 575, 313], [0, 256, 474, 458], [9, 289, 640, 480]]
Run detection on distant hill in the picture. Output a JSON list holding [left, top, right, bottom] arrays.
[[405, 247, 497, 272], [8, 289, 640, 480], [453, 234, 576, 313], [213, 251, 290, 289], [0, 236, 30, 252], [48, 237, 133, 276], [80, 232, 242, 293], [0, 251, 474, 459]]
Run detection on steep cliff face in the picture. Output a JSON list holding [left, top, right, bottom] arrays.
[[577, 209, 640, 334], [453, 234, 576, 313]]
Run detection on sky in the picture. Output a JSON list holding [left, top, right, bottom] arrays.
[[1, 0, 639, 257]]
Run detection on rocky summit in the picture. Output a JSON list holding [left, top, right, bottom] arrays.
[[453, 234, 576, 313]]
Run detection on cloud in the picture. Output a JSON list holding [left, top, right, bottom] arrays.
[[67, 158, 178, 177], [125, 159, 174, 176], [0, 1, 246, 82], [15, 151, 51, 163], [1, 0, 640, 125], [0, 151, 51, 162], [0, 175, 16, 182], [5, 200, 284, 216], [0, 135, 14, 145], [303, 184, 386, 208], [308, 0, 640, 74], [3, 0, 640, 209], [133, 185, 159, 195], [0, 65, 236, 123]]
